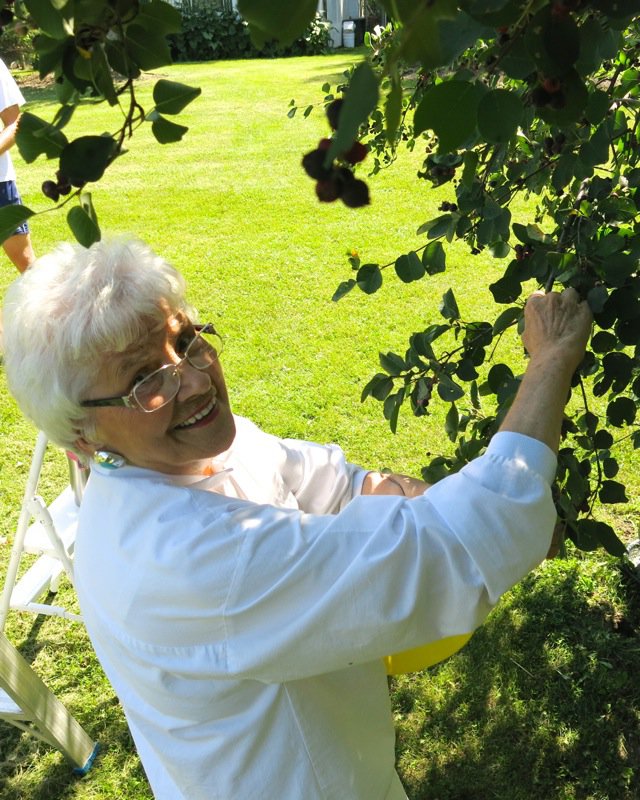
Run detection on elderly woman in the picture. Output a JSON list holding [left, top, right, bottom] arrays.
[[2, 239, 591, 800]]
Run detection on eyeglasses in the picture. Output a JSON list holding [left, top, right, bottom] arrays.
[[80, 323, 224, 413]]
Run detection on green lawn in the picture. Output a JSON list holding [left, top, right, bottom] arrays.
[[0, 53, 639, 799]]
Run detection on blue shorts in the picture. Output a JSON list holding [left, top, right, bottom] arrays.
[[0, 180, 30, 235]]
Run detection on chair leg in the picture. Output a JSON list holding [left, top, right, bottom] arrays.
[[0, 633, 98, 772]]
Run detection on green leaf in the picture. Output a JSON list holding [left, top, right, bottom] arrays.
[[417, 214, 456, 240], [477, 89, 523, 144], [594, 429, 614, 449], [0, 205, 35, 244], [153, 80, 202, 115], [67, 205, 101, 248], [326, 63, 379, 166], [487, 363, 514, 394], [125, 23, 173, 71], [380, 351, 406, 375], [445, 403, 459, 442], [606, 397, 636, 427], [599, 480, 628, 504], [603, 457, 619, 479], [395, 252, 425, 283], [361, 373, 394, 402], [439, 288, 460, 321], [16, 112, 68, 163], [32, 33, 73, 78], [332, 279, 356, 302], [576, 519, 626, 556], [134, 0, 182, 35], [24, 0, 69, 38], [492, 306, 522, 335], [389, 0, 459, 67], [383, 387, 405, 433], [414, 81, 483, 153], [238, 0, 318, 47], [489, 274, 522, 304], [461, 150, 478, 188], [90, 44, 118, 106], [385, 76, 402, 143], [586, 286, 609, 314], [151, 115, 189, 144], [579, 122, 610, 168], [59, 135, 118, 185], [356, 263, 382, 295], [512, 223, 552, 245], [422, 241, 446, 274], [590, 330, 617, 353], [437, 373, 465, 402]]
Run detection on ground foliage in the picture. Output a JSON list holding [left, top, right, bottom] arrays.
[[264, 0, 640, 557], [0, 0, 637, 556], [169, 6, 332, 63]]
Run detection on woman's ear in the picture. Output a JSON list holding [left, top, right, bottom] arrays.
[[74, 436, 97, 459]]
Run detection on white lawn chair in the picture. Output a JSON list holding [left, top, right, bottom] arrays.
[[0, 431, 87, 631], [0, 432, 98, 771], [0, 630, 99, 773]]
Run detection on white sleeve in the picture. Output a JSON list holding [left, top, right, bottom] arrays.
[[277, 436, 368, 514], [0, 59, 25, 111], [222, 432, 557, 681]]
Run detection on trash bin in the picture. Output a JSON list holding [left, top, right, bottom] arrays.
[[342, 19, 355, 48]]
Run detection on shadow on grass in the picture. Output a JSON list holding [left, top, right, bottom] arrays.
[[0, 694, 141, 800], [0, 595, 148, 799], [394, 558, 640, 800]]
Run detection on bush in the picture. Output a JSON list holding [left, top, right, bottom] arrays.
[[170, 8, 332, 62], [0, 24, 35, 69]]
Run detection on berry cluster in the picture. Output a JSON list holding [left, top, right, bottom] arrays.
[[514, 243, 534, 261], [41, 171, 80, 203], [544, 132, 566, 155], [438, 201, 458, 212], [301, 99, 370, 208], [531, 77, 566, 110]]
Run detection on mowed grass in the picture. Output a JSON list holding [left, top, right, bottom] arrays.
[[0, 53, 638, 799]]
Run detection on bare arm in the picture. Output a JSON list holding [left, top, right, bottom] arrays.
[[499, 288, 592, 454], [0, 104, 20, 157], [362, 471, 429, 497], [362, 288, 591, 496]]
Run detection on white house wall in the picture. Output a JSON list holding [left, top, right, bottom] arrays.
[[320, 0, 362, 48]]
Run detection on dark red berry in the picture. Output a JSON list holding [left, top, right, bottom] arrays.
[[341, 178, 370, 208], [318, 138, 332, 151], [326, 98, 344, 131], [56, 171, 72, 195], [41, 180, 60, 202], [315, 179, 342, 202], [531, 86, 551, 107], [549, 91, 566, 110], [302, 148, 332, 181], [542, 77, 561, 94], [343, 141, 367, 165]]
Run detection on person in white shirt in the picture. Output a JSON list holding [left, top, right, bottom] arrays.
[[2, 238, 592, 800], [0, 57, 34, 272]]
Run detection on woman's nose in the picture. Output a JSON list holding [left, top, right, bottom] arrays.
[[176, 360, 213, 400]]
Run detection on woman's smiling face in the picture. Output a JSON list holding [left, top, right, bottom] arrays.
[[79, 308, 236, 474]]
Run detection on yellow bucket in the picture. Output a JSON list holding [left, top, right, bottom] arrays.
[[384, 632, 472, 675]]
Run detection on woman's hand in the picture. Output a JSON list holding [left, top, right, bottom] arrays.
[[522, 288, 593, 375]]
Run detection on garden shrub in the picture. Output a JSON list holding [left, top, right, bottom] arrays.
[[170, 8, 332, 62]]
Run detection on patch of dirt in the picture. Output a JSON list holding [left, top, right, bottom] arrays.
[[15, 72, 55, 89]]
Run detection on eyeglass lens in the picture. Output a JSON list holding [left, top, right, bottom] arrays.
[[132, 327, 223, 411]]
